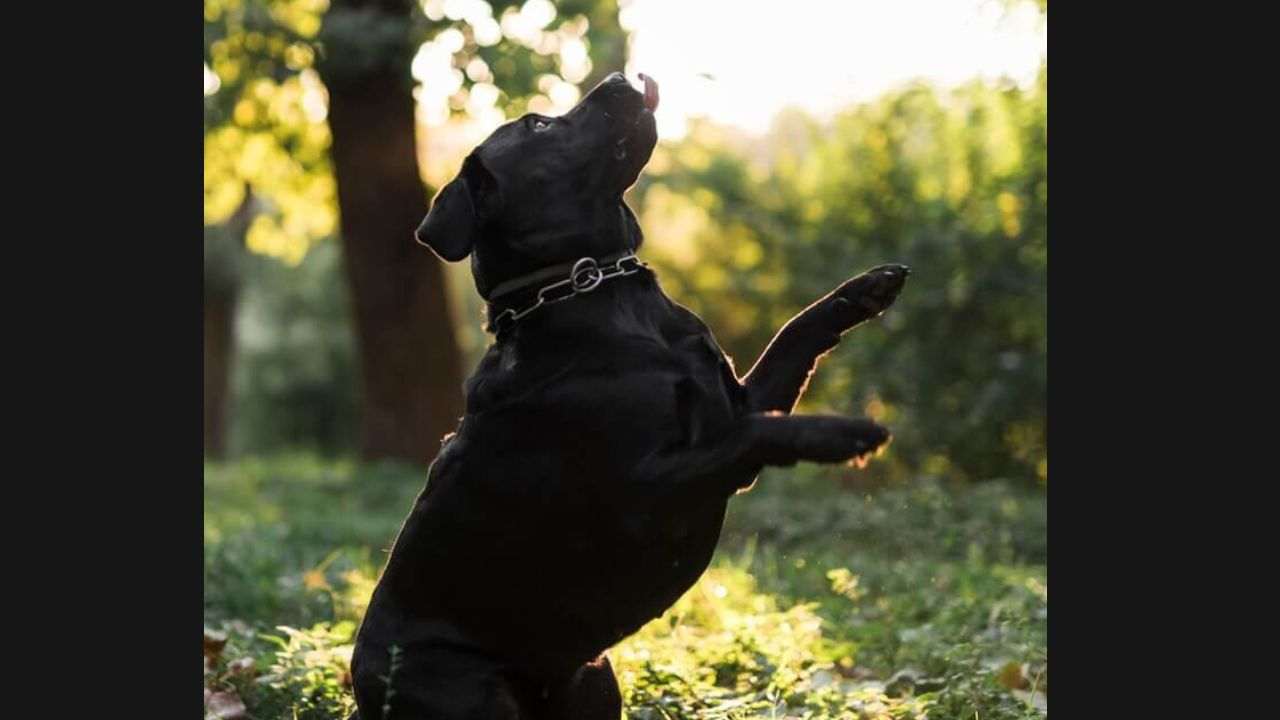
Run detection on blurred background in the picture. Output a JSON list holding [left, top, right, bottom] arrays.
[[204, 0, 1045, 487], [205, 3, 1047, 717]]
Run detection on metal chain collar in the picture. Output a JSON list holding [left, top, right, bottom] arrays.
[[488, 254, 646, 335]]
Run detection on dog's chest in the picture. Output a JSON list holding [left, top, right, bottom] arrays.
[[547, 328, 740, 455], [395, 313, 746, 662], [473, 315, 741, 442]]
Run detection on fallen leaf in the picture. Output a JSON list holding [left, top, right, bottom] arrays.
[[303, 568, 329, 591], [227, 657, 256, 677], [205, 690, 246, 720], [997, 661, 1029, 690], [204, 628, 228, 663]]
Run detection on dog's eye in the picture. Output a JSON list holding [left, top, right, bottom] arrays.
[[532, 118, 552, 132]]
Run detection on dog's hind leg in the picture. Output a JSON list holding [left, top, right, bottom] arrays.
[[351, 643, 531, 720], [542, 654, 622, 720], [742, 264, 908, 413]]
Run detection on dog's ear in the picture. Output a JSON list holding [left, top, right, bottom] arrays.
[[416, 175, 479, 262]]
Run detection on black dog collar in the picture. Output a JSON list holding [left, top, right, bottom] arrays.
[[486, 252, 648, 335]]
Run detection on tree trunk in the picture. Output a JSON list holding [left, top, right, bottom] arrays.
[[320, 0, 466, 464], [203, 188, 255, 459], [204, 283, 236, 459]]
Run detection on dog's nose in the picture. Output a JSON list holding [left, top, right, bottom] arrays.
[[582, 71, 630, 99]]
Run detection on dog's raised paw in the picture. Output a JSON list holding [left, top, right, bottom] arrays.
[[847, 433, 892, 469], [795, 416, 891, 466], [829, 264, 910, 330]]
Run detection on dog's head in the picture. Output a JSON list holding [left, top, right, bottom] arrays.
[[416, 72, 659, 297]]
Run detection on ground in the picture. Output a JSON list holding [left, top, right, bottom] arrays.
[[204, 456, 1047, 719]]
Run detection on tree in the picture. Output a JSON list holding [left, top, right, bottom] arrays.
[[316, 0, 464, 462], [205, 0, 341, 458], [204, 187, 258, 458], [205, 0, 631, 461]]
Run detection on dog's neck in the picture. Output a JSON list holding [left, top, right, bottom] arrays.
[[482, 250, 652, 336], [485, 266, 660, 345], [479, 202, 647, 336]]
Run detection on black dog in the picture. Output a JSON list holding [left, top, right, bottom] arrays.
[[349, 72, 909, 719]]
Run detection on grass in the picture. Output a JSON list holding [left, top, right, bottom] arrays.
[[204, 456, 1046, 719]]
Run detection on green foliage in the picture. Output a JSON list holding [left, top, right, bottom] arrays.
[[205, 618, 359, 720], [223, 70, 1049, 476], [616, 565, 933, 719], [204, 455, 421, 625], [204, 0, 631, 262], [259, 622, 359, 719], [228, 242, 360, 457], [204, 0, 337, 262], [207, 4, 1045, 485], [635, 70, 1047, 484], [205, 458, 1046, 718]]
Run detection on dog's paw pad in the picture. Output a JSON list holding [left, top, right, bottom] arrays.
[[831, 264, 910, 328]]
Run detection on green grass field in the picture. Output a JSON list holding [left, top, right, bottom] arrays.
[[204, 457, 1046, 719]]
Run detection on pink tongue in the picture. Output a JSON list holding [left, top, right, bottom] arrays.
[[639, 73, 659, 111]]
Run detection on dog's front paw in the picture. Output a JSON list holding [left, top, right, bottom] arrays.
[[795, 416, 892, 467], [827, 264, 910, 331]]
